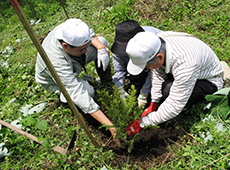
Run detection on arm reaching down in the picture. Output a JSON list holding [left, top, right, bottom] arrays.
[[90, 109, 118, 142]]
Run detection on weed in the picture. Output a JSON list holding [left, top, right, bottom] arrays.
[[0, 0, 229, 169]]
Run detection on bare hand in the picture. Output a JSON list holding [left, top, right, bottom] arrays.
[[109, 127, 123, 148]]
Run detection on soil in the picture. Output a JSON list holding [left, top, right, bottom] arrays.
[[107, 123, 185, 169], [43, 1, 195, 168], [82, 100, 195, 169]]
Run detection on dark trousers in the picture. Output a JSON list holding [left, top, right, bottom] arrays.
[[94, 60, 112, 83], [160, 74, 218, 109], [126, 70, 150, 102]]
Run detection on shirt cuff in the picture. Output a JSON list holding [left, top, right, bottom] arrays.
[[83, 98, 100, 114], [141, 113, 157, 127]]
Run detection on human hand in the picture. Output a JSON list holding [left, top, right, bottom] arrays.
[[117, 86, 129, 99], [109, 127, 123, 148], [141, 102, 158, 118], [125, 119, 142, 136], [137, 92, 148, 106], [97, 47, 110, 71]]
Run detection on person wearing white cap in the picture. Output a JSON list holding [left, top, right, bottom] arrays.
[[125, 31, 224, 135], [35, 18, 118, 142], [111, 20, 163, 107]]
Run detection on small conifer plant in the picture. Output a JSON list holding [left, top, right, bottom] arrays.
[[97, 85, 145, 152]]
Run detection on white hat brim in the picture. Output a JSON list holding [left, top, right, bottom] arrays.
[[127, 59, 146, 75]]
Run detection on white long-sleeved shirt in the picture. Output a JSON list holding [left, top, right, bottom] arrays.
[[142, 31, 223, 127]]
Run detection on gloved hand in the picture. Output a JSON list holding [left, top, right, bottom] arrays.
[[117, 86, 129, 99], [137, 92, 148, 106], [141, 102, 158, 118], [126, 118, 142, 135], [97, 47, 110, 71]]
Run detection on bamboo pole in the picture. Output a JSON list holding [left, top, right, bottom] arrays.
[[9, 0, 99, 147]]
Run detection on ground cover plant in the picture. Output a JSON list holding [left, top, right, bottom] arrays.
[[0, 0, 230, 169]]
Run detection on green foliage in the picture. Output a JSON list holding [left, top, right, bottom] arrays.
[[34, 1, 61, 20], [179, 115, 230, 169], [73, 135, 114, 169], [205, 88, 230, 119], [97, 85, 145, 151], [157, 105, 230, 169], [0, 0, 64, 32], [103, 0, 136, 25], [0, 0, 229, 169], [20, 116, 37, 126], [36, 119, 48, 130], [0, 0, 14, 31], [206, 95, 230, 119]]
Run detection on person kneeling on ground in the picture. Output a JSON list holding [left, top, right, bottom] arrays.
[[125, 31, 224, 135], [111, 19, 163, 107], [35, 18, 118, 142]]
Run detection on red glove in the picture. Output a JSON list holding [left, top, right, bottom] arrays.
[[141, 102, 158, 118], [126, 119, 142, 135]]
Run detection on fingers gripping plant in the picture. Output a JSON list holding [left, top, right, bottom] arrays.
[[97, 85, 144, 150]]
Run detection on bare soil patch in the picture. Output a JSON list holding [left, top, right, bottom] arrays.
[[82, 100, 194, 169]]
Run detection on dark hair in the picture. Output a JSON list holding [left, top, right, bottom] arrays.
[[59, 40, 75, 48], [148, 37, 166, 64], [157, 37, 166, 54]]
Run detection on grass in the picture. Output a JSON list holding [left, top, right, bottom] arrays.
[[0, 0, 230, 169]]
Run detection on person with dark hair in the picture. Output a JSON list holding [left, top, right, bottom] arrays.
[[35, 18, 118, 141], [125, 31, 224, 135], [111, 20, 163, 107]]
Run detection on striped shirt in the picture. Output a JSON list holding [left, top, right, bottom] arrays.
[[142, 31, 224, 127]]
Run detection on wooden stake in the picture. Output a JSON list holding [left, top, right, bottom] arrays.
[[8, 0, 99, 147], [58, 0, 69, 19]]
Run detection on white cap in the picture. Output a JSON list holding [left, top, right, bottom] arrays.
[[56, 18, 90, 47], [126, 32, 161, 75]]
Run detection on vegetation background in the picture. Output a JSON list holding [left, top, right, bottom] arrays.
[[0, 0, 230, 169]]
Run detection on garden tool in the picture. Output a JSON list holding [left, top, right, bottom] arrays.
[[0, 119, 76, 154]]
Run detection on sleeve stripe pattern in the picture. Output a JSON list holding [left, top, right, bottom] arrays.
[[146, 32, 223, 126]]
